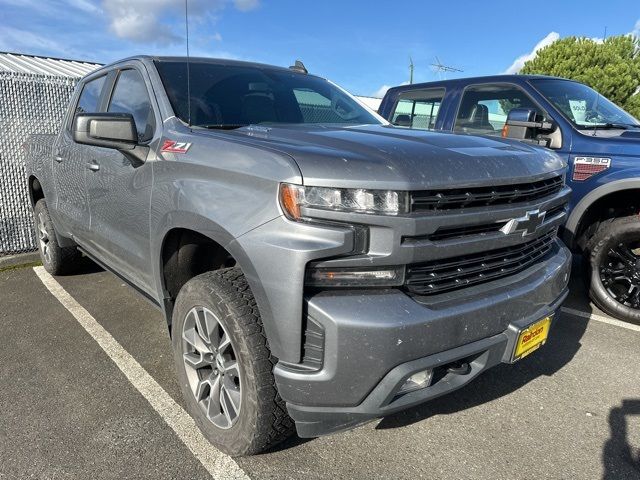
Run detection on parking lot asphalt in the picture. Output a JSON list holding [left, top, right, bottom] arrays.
[[0, 262, 639, 480]]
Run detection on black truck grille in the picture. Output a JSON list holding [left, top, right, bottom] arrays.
[[405, 230, 557, 295], [411, 176, 563, 212]]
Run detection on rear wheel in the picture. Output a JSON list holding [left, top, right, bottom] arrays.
[[585, 216, 640, 324], [171, 267, 295, 456], [33, 199, 82, 275]]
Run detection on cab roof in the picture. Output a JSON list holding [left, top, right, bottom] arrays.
[[94, 55, 302, 76], [385, 74, 577, 95]]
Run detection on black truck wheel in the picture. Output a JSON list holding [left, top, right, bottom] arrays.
[[33, 199, 82, 275], [171, 267, 295, 456], [585, 216, 640, 324]]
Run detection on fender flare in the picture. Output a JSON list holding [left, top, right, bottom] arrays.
[[564, 178, 640, 248]]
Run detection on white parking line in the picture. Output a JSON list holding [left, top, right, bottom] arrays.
[[560, 306, 640, 332], [33, 267, 249, 480]]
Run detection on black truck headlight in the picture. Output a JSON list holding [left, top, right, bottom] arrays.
[[280, 183, 410, 220], [305, 266, 405, 287]]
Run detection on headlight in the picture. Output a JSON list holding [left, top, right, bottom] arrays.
[[279, 183, 410, 220]]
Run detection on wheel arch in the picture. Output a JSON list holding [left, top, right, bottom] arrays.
[[153, 214, 280, 356], [564, 179, 640, 250], [28, 175, 44, 207]]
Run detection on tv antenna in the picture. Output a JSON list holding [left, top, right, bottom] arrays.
[[430, 56, 463, 79], [409, 56, 414, 84]]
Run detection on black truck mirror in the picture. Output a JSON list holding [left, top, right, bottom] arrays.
[[502, 108, 561, 149], [73, 113, 138, 150]]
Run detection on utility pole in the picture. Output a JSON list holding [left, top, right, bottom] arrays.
[[409, 57, 414, 84]]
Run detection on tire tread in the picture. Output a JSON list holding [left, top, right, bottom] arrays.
[[173, 267, 295, 456], [584, 215, 640, 324]]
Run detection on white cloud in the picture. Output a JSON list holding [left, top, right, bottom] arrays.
[[373, 84, 392, 98], [233, 0, 259, 11], [102, 0, 185, 44], [632, 19, 640, 38], [372, 81, 409, 98], [503, 32, 560, 74], [101, 0, 259, 45], [0, 25, 77, 56], [502, 20, 640, 74], [67, 0, 102, 13], [213, 32, 223, 42]]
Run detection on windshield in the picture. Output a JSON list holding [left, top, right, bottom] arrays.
[[154, 60, 382, 128], [530, 78, 639, 129]]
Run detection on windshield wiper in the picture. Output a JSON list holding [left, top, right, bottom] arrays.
[[195, 124, 248, 130], [579, 123, 640, 130]]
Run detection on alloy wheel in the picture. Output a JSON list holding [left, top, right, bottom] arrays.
[[599, 241, 640, 309], [182, 306, 242, 429], [37, 212, 51, 264]]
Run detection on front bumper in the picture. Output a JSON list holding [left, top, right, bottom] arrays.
[[274, 240, 571, 437]]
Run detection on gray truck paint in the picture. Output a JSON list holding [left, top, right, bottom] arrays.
[[26, 56, 572, 436]]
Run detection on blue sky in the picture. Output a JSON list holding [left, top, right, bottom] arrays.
[[1, 0, 639, 97]]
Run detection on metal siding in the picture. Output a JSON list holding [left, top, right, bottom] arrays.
[[0, 52, 101, 78]]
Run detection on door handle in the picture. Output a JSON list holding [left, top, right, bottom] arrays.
[[54, 156, 63, 163], [85, 161, 100, 171]]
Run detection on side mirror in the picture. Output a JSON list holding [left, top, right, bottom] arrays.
[[73, 113, 137, 150], [394, 114, 412, 127], [502, 108, 561, 149]]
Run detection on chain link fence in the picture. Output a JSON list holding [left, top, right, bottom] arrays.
[[0, 72, 77, 256]]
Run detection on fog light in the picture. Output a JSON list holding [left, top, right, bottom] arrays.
[[398, 369, 433, 394]]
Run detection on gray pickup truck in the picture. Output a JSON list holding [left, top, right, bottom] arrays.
[[25, 56, 572, 456]]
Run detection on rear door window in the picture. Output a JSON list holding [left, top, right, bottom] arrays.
[[454, 84, 542, 135], [391, 88, 444, 130]]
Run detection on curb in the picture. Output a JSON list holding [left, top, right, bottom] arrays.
[[0, 252, 40, 270]]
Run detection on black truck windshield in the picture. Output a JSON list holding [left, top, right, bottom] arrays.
[[154, 60, 381, 128], [530, 78, 639, 129]]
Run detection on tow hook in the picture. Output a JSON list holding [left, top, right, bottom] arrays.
[[447, 362, 471, 375]]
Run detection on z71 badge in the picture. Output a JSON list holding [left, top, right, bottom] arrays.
[[161, 140, 192, 154]]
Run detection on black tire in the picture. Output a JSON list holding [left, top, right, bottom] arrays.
[[171, 267, 295, 456], [33, 199, 82, 275], [585, 216, 640, 324]]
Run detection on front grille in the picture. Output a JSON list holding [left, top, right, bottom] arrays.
[[424, 221, 508, 242], [405, 230, 557, 295], [411, 176, 563, 212], [424, 202, 567, 242]]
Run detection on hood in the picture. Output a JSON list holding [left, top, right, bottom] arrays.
[[573, 129, 640, 158], [225, 124, 566, 190]]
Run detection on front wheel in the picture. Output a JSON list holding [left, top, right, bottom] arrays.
[[585, 216, 640, 324], [171, 267, 294, 456]]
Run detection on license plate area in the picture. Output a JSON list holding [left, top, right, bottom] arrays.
[[512, 315, 553, 362]]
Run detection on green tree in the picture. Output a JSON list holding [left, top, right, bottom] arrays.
[[520, 35, 640, 118]]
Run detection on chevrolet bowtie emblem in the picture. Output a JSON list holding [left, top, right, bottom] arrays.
[[501, 209, 546, 236]]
